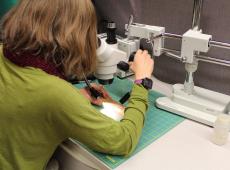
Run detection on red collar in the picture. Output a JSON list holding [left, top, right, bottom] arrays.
[[3, 47, 65, 80]]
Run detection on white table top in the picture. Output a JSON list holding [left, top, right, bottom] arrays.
[[115, 77, 230, 170], [116, 119, 230, 170]]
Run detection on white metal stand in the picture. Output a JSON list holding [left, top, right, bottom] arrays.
[[156, 84, 230, 126]]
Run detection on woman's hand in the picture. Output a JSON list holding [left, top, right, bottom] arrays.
[[80, 84, 125, 120], [129, 50, 154, 80], [79, 84, 112, 106]]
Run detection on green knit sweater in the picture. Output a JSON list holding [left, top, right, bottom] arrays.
[[0, 45, 148, 170]]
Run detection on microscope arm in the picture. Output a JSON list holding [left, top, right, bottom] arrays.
[[126, 23, 165, 56]]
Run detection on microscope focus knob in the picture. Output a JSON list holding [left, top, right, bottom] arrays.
[[117, 61, 129, 72], [129, 52, 136, 62]]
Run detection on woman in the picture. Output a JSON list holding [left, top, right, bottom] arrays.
[[0, 0, 154, 169]]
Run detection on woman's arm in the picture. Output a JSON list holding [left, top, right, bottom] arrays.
[[54, 82, 148, 156], [53, 49, 152, 155]]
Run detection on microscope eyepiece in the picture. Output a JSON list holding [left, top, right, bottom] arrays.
[[106, 21, 117, 44]]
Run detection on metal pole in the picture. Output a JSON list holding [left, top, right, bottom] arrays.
[[182, 0, 204, 94], [197, 55, 230, 67], [210, 40, 230, 50], [163, 33, 230, 49], [162, 48, 183, 61], [163, 33, 182, 40], [163, 33, 230, 51], [162, 47, 230, 67], [192, 0, 203, 30], [159, 0, 230, 68]]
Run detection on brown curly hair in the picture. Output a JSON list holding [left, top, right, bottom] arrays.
[[1, 0, 98, 78]]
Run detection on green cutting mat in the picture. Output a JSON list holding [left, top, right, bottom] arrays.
[[74, 78, 184, 169], [0, 0, 18, 18]]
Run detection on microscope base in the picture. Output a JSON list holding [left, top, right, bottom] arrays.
[[156, 84, 230, 127]]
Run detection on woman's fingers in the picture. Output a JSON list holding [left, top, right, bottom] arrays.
[[131, 49, 154, 80], [91, 84, 110, 99], [142, 50, 149, 56], [91, 98, 103, 106]]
